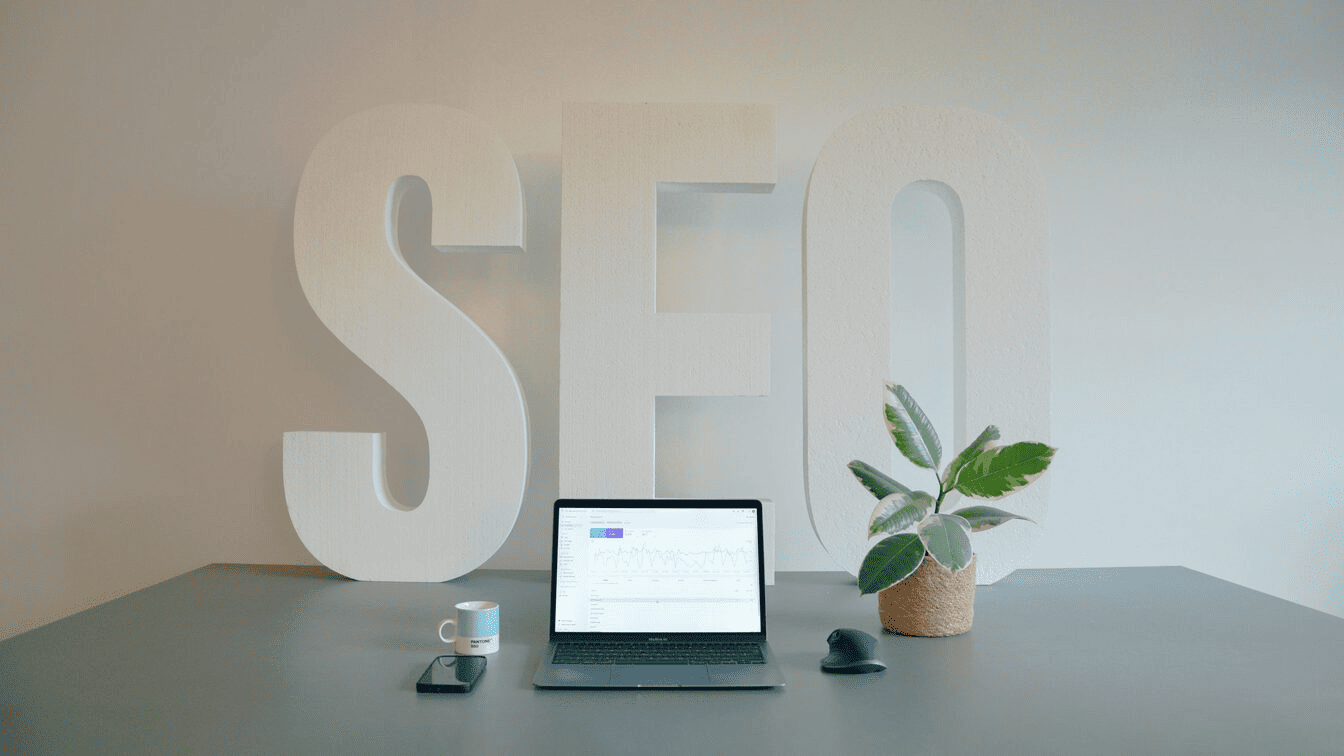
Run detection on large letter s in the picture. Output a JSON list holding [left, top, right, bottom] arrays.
[[285, 105, 528, 581]]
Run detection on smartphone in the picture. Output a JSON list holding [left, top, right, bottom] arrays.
[[416, 655, 487, 694]]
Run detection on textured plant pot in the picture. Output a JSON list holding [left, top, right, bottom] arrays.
[[878, 554, 977, 637]]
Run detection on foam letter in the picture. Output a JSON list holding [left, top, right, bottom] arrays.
[[559, 103, 775, 496], [804, 107, 1051, 583], [286, 104, 528, 581]]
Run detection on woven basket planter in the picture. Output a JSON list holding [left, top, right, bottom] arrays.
[[878, 554, 977, 637]]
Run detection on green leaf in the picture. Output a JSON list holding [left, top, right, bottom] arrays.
[[884, 384, 941, 470], [869, 491, 934, 536], [848, 459, 912, 500], [953, 442, 1056, 500], [943, 425, 1000, 491], [950, 504, 1034, 533], [918, 514, 973, 571], [858, 533, 926, 594]]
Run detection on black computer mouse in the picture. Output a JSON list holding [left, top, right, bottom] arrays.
[[821, 628, 887, 674]]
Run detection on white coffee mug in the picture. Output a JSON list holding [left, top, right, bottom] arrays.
[[437, 600, 500, 655]]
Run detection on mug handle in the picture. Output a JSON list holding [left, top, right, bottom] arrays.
[[437, 618, 456, 644]]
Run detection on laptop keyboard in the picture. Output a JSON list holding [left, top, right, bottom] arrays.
[[553, 642, 766, 665]]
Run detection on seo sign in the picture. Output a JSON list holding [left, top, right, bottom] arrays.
[[285, 103, 1048, 583]]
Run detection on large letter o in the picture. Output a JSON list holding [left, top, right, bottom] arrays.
[[804, 107, 1051, 584]]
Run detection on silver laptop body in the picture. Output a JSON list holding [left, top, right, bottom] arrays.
[[532, 499, 786, 689]]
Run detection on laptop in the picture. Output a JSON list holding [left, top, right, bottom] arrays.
[[532, 499, 786, 689]]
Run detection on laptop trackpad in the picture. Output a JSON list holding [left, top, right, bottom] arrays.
[[612, 665, 710, 687]]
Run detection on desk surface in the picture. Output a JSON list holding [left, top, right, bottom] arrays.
[[3, 565, 1342, 755]]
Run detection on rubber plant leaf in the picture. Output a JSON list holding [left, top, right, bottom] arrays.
[[951, 504, 1035, 533], [869, 491, 935, 536], [857, 533, 926, 595], [848, 459, 912, 500], [953, 442, 1057, 500], [943, 425, 1000, 491], [918, 513, 973, 571], [884, 383, 941, 470]]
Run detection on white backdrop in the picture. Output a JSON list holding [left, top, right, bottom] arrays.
[[2, 0, 1341, 640]]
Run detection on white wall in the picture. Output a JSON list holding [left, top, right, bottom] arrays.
[[2, 0, 1340, 640]]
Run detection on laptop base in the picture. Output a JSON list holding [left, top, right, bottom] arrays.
[[533, 642, 786, 689]]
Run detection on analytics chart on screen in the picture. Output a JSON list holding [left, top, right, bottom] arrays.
[[553, 506, 762, 633]]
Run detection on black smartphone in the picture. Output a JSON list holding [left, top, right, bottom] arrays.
[[416, 655, 487, 694]]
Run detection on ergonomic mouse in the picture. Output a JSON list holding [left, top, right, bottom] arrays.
[[821, 628, 887, 674]]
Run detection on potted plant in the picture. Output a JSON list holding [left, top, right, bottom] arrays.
[[849, 383, 1055, 636]]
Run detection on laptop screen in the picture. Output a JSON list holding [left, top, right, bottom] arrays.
[[550, 500, 765, 635]]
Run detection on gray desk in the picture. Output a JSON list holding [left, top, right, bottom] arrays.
[[3, 565, 1341, 755]]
